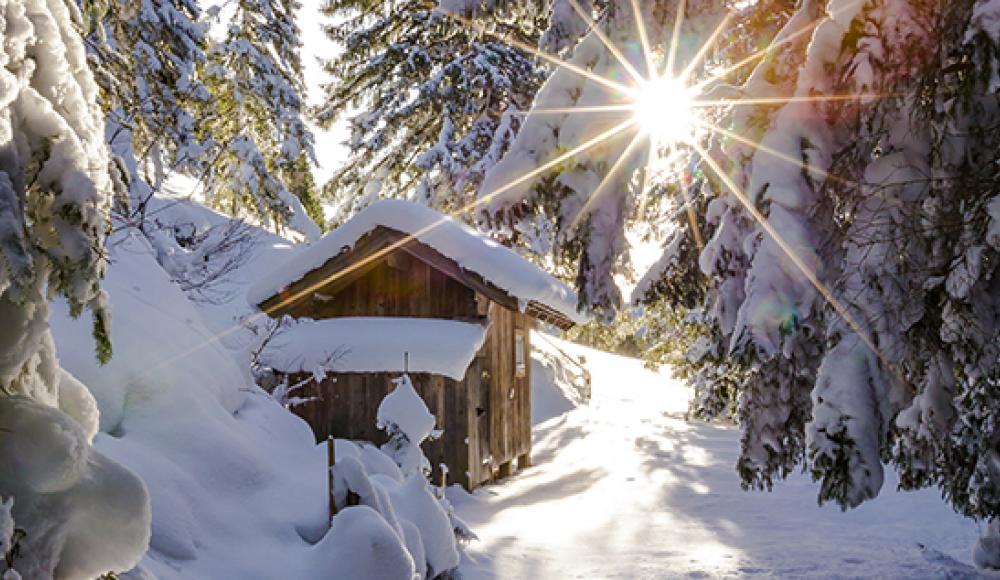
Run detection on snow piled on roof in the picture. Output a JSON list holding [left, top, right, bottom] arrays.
[[259, 317, 488, 380], [247, 199, 588, 324]]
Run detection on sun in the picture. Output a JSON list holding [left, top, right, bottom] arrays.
[[631, 76, 698, 144]]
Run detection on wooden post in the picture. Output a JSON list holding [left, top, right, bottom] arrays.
[[404, 351, 409, 373], [327, 436, 336, 522]]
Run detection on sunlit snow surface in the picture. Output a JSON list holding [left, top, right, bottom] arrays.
[[451, 335, 985, 579]]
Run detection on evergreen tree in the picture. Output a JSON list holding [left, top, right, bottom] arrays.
[[82, 0, 211, 209], [0, 2, 150, 575], [479, 0, 732, 315], [487, 0, 1000, 563], [198, 0, 321, 239], [315, 0, 544, 223]]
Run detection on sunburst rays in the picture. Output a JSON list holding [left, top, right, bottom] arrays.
[[153, 0, 896, 374]]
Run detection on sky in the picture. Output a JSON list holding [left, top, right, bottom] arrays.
[[298, 2, 351, 185]]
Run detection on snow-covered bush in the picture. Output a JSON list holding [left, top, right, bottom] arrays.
[[331, 439, 461, 579], [321, 374, 466, 578]]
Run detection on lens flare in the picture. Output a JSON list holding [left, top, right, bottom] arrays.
[[631, 77, 697, 145]]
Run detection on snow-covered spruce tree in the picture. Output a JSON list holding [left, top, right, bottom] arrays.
[[653, 0, 1000, 562], [197, 0, 321, 239], [82, 0, 210, 192], [479, 0, 733, 316], [0, 2, 150, 577], [486, 0, 1000, 562], [315, 0, 543, 222]]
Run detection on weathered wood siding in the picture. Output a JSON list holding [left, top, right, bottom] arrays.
[[290, 370, 465, 485], [268, 229, 535, 490], [274, 248, 480, 321]]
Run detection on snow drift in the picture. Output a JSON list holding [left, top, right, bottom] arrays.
[[47, 194, 464, 578]]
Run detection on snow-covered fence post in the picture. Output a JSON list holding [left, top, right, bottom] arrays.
[[327, 436, 337, 523]]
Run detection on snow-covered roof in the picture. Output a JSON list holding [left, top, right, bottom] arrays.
[[247, 200, 588, 325], [258, 317, 489, 380]]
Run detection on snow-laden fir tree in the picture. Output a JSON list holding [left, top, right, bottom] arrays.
[[198, 0, 321, 239], [0, 2, 150, 576], [479, 0, 732, 315], [82, 0, 210, 192], [315, 0, 544, 223], [486, 0, 1000, 565]]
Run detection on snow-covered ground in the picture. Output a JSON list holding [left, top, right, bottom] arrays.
[[451, 337, 989, 579]]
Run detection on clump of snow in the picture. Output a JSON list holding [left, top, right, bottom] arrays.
[[0, 397, 150, 580], [313, 506, 416, 580], [378, 374, 438, 478], [378, 375, 438, 447], [974, 519, 1000, 569], [246, 199, 588, 324], [259, 317, 488, 380]]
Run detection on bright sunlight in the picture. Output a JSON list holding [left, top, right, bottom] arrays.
[[631, 76, 698, 144]]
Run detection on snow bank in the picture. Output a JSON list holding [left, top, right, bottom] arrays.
[[259, 317, 488, 380], [530, 332, 592, 425], [46, 207, 468, 578], [246, 199, 587, 324]]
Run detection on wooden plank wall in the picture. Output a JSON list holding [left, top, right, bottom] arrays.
[[291, 371, 461, 484], [475, 302, 532, 484], [278, 250, 480, 321], [271, 243, 535, 490]]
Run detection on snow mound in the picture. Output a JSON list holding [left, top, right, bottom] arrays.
[[312, 506, 415, 580], [0, 397, 150, 580], [260, 317, 488, 380], [246, 199, 587, 324], [973, 520, 1000, 570], [48, 218, 466, 578]]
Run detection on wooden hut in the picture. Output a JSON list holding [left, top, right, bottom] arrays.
[[250, 200, 586, 490]]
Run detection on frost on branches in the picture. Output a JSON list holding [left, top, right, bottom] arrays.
[[85, 0, 210, 184], [0, 1, 150, 578]]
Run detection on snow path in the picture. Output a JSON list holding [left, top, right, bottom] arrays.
[[450, 344, 988, 579]]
